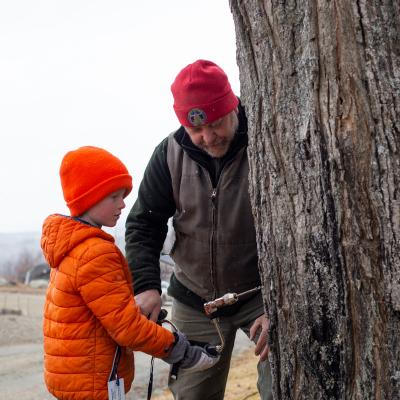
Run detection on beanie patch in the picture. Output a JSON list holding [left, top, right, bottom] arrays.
[[187, 108, 207, 126]]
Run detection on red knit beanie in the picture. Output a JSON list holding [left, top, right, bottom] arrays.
[[60, 146, 133, 216], [171, 59, 239, 127]]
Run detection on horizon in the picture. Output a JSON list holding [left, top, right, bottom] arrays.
[[0, 226, 127, 274]]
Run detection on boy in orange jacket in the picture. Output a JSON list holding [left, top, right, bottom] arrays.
[[41, 146, 218, 400]]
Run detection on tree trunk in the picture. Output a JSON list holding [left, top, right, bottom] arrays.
[[229, 1, 400, 399]]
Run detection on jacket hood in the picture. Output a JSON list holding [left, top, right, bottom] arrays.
[[41, 214, 114, 268]]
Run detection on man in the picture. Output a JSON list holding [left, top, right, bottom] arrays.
[[125, 59, 271, 399]]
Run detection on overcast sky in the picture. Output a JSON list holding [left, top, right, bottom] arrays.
[[0, 1, 240, 233]]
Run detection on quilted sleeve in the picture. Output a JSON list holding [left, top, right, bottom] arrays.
[[76, 245, 174, 358]]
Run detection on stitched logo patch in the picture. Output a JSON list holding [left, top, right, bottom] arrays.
[[187, 108, 207, 126]]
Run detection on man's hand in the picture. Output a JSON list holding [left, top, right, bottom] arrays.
[[250, 314, 269, 362], [135, 289, 162, 322]]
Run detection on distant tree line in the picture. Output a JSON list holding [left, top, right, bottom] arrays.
[[0, 249, 43, 283]]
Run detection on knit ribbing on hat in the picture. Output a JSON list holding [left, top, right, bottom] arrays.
[[60, 146, 132, 217], [171, 60, 239, 127]]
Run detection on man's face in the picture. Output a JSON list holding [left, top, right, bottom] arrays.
[[184, 109, 239, 158]]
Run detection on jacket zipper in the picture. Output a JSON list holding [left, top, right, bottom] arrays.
[[198, 159, 233, 298], [210, 187, 218, 298]]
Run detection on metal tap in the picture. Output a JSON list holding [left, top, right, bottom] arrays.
[[203, 286, 262, 353]]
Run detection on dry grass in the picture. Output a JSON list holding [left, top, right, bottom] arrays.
[[153, 348, 259, 400]]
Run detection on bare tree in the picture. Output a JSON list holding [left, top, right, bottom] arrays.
[[230, 1, 400, 399], [1, 249, 43, 283]]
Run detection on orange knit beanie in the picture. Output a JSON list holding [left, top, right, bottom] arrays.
[[60, 146, 132, 216]]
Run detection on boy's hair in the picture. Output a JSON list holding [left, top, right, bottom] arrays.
[[60, 146, 132, 216]]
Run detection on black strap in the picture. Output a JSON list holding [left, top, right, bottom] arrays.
[[147, 356, 155, 400], [108, 346, 122, 382], [147, 309, 170, 400]]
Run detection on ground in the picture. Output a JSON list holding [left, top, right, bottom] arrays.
[[153, 348, 260, 400]]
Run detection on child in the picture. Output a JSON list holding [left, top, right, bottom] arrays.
[[41, 146, 218, 400]]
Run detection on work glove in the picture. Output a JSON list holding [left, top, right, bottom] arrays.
[[163, 331, 220, 372]]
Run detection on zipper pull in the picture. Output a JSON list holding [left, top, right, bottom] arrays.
[[211, 188, 217, 201]]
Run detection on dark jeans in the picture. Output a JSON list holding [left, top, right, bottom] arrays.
[[168, 294, 273, 400]]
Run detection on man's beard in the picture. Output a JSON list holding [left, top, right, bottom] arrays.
[[200, 116, 239, 158], [201, 139, 232, 158]]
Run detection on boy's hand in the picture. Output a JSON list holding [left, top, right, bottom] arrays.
[[163, 331, 220, 371], [135, 289, 162, 322]]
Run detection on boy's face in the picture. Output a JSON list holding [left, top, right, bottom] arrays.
[[80, 188, 126, 228]]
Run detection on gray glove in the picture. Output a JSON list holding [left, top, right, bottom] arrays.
[[163, 332, 220, 372]]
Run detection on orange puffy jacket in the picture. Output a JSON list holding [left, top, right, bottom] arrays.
[[41, 214, 174, 400]]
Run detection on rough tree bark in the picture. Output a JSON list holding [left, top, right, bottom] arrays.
[[229, 1, 400, 399]]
